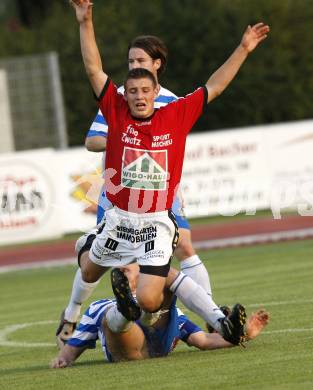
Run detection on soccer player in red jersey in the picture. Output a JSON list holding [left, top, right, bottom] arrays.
[[60, 35, 215, 341], [66, 0, 269, 343]]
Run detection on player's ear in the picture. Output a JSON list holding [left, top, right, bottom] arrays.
[[154, 84, 160, 97], [153, 58, 161, 72]]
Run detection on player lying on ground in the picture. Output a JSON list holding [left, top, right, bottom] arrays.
[[51, 264, 269, 366], [67, 0, 269, 342], [57, 227, 247, 348], [59, 34, 213, 343]]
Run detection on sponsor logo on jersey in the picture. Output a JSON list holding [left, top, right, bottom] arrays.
[[104, 238, 119, 251], [141, 249, 165, 260], [122, 133, 141, 146], [116, 225, 157, 243], [93, 240, 121, 260], [145, 240, 155, 253], [121, 147, 168, 190], [102, 249, 122, 260], [151, 133, 173, 148]]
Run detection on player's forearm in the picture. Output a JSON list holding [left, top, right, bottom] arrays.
[[205, 44, 248, 102], [85, 135, 107, 152], [79, 20, 106, 96], [51, 345, 86, 368], [187, 331, 233, 350]]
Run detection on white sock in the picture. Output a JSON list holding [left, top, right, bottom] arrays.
[[170, 272, 224, 332], [64, 269, 100, 323], [105, 305, 132, 333], [180, 255, 212, 296]]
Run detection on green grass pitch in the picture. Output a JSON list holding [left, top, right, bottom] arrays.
[[1, 239, 313, 389]]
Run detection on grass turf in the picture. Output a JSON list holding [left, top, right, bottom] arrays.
[[1, 239, 313, 389]]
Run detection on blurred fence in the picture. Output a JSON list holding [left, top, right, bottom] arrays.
[[0, 69, 14, 152], [0, 52, 67, 151]]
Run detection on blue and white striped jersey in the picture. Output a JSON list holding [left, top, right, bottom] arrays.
[[67, 298, 201, 362], [67, 299, 114, 360], [86, 85, 178, 139]]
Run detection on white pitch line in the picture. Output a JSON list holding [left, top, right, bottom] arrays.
[[0, 257, 76, 274], [263, 328, 313, 335], [246, 298, 313, 308], [1, 314, 313, 348], [181, 298, 313, 315], [0, 320, 57, 347]]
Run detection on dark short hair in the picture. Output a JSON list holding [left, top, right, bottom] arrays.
[[128, 35, 168, 77], [124, 68, 157, 90]]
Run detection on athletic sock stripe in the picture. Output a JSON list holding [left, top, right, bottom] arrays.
[[172, 274, 187, 295], [180, 262, 203, 270]]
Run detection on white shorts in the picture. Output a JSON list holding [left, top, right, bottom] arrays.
[[89, 207, 178, 268]]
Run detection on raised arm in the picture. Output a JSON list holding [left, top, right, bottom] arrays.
[[206, 22, 270, 103], [71, 0, 108, 97]]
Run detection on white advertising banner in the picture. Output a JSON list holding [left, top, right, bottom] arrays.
[[55, 148, 103, 233], [181, 120, 313, 218], [0, 149, 63, 245], [1, 119, 313, 246], [181, 127, 271, 217], [264, 120, 313, 218]]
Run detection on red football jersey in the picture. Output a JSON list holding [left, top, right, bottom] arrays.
[[98, 79, 207, 213]]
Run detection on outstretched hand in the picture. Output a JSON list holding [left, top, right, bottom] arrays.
[[50, 356, 71, 369], [240, 23, 270, 53], [245, 308, 270, 340], [70, 0, 93, 23]]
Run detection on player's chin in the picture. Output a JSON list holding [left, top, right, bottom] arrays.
[[132, 108, 150, 118]]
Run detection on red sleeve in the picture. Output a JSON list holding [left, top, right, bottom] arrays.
[[172, 87, 208, 135], [97, 79, 124, 128]]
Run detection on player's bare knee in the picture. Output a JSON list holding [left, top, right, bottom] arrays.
[[80, 266, 99, 283], [165, 267, 179, 288], [137, 295, 162, 313]]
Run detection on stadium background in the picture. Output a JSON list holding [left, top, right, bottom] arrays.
[[0, 1, 313, 389]]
